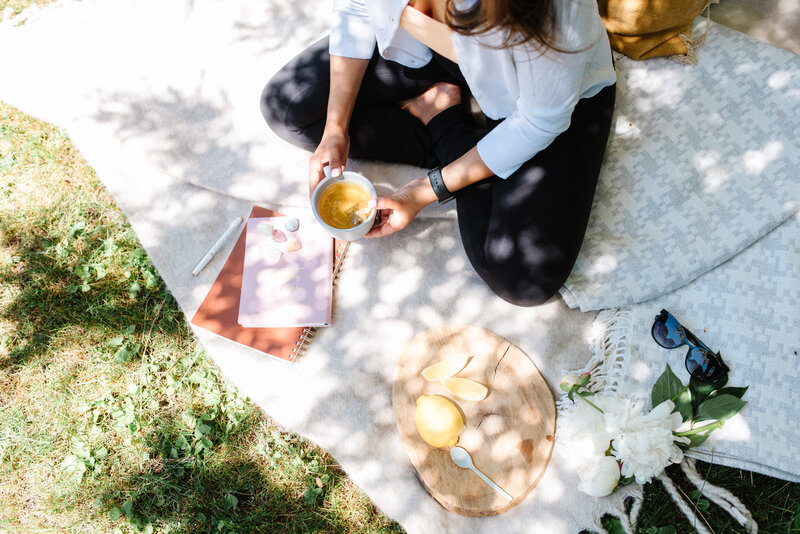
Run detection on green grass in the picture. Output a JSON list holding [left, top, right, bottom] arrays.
[[3, 103, 798, 534], [0, 101, 403, 533], [1, 2, 798, 531]]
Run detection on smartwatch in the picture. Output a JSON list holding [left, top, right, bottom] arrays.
[[427, 167, 454, 204]]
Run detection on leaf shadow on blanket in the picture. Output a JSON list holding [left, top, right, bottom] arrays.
[[233, 0, 329, 54], [72, 56, 632, 530]]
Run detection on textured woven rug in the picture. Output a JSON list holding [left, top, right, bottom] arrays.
[[569, 213, 800, 533], [1, 0, 797, 532], [584, 213, 800, 485]]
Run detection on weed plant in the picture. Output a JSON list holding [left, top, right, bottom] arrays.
[[0, 101, 402, 533], [1, 5, 798, 527]]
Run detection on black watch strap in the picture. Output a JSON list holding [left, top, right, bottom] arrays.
[[427, 167, 454, 204]]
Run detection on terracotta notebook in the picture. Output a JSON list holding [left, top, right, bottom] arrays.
[[190, 206, 347, 363]]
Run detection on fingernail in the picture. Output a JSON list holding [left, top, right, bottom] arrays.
[[331, 168, 341, 177]]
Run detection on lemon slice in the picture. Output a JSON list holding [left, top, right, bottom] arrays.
[[414, 395, 465, 448], [420, 355, 470, 381], [442, 377, 489, 401]]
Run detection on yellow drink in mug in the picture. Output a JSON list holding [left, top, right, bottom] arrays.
[[318, 181, 373, 229], [311, 168, 377, 241]]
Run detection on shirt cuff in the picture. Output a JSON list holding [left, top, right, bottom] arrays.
[[329, 9, 377, 59], [477, 112, 568, 178]]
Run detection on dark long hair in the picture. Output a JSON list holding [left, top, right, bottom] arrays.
[[445, 0, 568, 52]]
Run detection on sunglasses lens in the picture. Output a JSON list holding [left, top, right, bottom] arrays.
[[652, 315, 685, 348], [686, 347, 725, 382]]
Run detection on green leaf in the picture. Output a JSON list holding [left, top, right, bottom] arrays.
[[71, 440, 91, 459], [143, 269, 158, 289], [689, 375, 723, 413], [60, 454, 84, 471], [673, 386, 692, 422], [559, 382, 571, 392], [75, 264, 91, 281], [114, 344, 134, 363], [107, 336, 124, 347], [302, 486, 323, 505], [678, 432, 710, 450], [224, 493, 238, 510], [109, 507, 121, 521], [695, 394, 746, 423], [651, 364, 683, 408], [711, 386, 748, 400], [121, 500, 133, 517], [100, 238, 119, 257], [181, 411, 197, 429], [603, 516, 625, 534], [196, 512, 206, 522], [128, 281, 141, 298], [69, 221, 86, 237]]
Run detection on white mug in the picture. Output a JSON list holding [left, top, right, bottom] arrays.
[[311, 166, 377, 241]]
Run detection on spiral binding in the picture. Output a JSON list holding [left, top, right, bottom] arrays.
[[290, 241, 350, 362]]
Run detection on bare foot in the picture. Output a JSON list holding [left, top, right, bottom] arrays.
[[400, 82, 462, 125]]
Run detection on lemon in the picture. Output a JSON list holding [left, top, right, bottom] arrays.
[[442, 377, 489, 401], [420, 355, 470, 381], [414, 395, 465, 448]]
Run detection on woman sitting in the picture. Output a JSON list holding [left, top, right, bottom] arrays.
[[261, 0, 616, 306]]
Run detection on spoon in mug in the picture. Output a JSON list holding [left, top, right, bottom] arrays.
[[450, 446, 513, 502]]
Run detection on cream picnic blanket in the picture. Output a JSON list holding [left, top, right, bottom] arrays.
[[1, 0, 797, 532]]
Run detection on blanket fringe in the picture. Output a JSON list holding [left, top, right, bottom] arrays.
[[657, 472, 714, 534], [682, 458, 758, 532], [557, 308, 631, 405], [556, 308, 631, 419], [670, 0, 719, 65], [574, 309, 760, 532]]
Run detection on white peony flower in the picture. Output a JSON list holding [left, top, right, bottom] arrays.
[[577, 455, 621, 497], [595, 395, 644, 435], [610, 400, 688, 484], [557, 398, 611, 470]]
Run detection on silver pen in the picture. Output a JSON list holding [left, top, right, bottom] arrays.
[[192, 215, 244, 276]]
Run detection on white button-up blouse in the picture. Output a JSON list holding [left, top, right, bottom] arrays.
[[330, 0, 616, 178]]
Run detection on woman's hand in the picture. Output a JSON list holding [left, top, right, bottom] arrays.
[[365, 178, 437, 238], [308, 128, 349, 195]]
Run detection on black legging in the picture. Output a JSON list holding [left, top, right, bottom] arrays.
[[261, 37, 616, 306]]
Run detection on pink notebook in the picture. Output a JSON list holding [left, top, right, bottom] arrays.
[[238, 214, 334, 328]]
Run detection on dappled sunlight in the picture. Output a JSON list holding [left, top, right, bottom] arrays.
[[536, 469, 566, 503], [5, 0, 799, 529], [626, 68, 689, 114], [742, 140, 784, 175], [713, 413, 752, 442], [767, 69, 794, 89], [629, 360, 655, 383], [586, 254, 619, 277]]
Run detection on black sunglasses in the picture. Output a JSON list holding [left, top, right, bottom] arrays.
[[651, 309, 730, 383]]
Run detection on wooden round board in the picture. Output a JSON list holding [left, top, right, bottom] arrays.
[[392, 324, 556, 516]]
